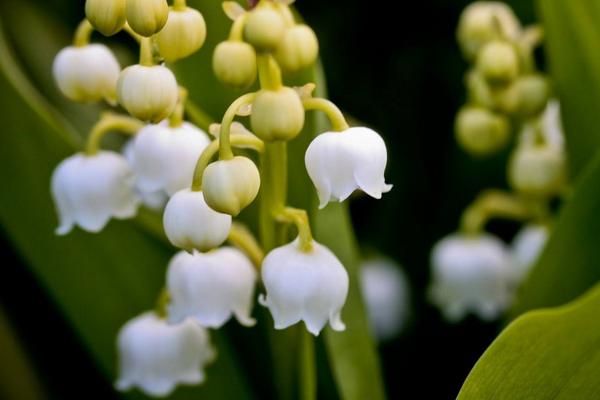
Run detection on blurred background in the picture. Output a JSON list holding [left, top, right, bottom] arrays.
[[0, 0, 539, 398]]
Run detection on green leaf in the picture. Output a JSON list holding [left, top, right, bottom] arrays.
[[537, 0, 600, 177], [459, 282, 600, 399], [0, 12, 251, 400]]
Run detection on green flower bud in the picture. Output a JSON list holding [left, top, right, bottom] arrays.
[[202, 156, 260, 216], [126, 0, 169, 37], [274, 25, 319, 72], [512, 75, 551, 117], [455, 106, 510, 157], [457, 2, 521, 60], [243, 5, 285, 52], [117, 64, 178, 122], [85, 0, 126, 36], [213, 41, 257, 89], [250, 87, 305, 141], [508, 144, 566, 197], [155, 6, 206, 62], [466, 70, 495, 109], [476, 41, 520, 86]]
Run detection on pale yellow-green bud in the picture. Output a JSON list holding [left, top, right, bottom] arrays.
[[155, 6, 206, 62], [476, 41, 520, 86], [455, 106, 510, 157], [85, 0, 126, 36], [457, 1, 521, 60], [243, 5, 285, 52], [126, 0, 169, 37], [512, 75, 551, 117], [508, 144, 566, 197], [250, 87, 305, 141], [466, 70, 495, 109], [117, 64, 178, 122], [213, 41, 257, 89], [275, 25, 319, 72], [202, 156, 260, 216]]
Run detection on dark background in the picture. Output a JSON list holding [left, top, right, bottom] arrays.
[[0, 0, 538, 398]]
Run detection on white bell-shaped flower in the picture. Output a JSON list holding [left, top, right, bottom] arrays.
[[259, 237, 349, 336], [115, 312, 215, 397], [53, 44, 120, 103], [510, 224, 549, 284], [51, 151, 140, 235], [305, 127, 392, 208], [122, 140, 168, 210], [131, 121, 210, 196], [167, 247, 257, 327], [163, 189, 232, 252], [360, 258, 411, 341], [428, 233, 512, 322]]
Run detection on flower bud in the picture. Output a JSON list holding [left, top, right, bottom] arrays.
[[117, 65, 178, 123], [212, 41, 257, 89], [167, 248, 257, 327], [163, 189, 232, 252], [508, 144, 566, 197], [250, 87, 305, 141], [53, 44, 120, 103], [85, 0, 126, 36], [243, 5, 285, 52], [305, 127, 392, 208], [155, 6, 206, 62], [510, 224, 549, 284], [275, 24, 319, 72], [476, 41, 519, 86], [259, 237, 349, 336], [512, 74, 551, 117], [457, 2, 521, 60], [202, 156, 260, 216], [126, 0, 169, 37], [455, 106, 510, 157], [429, 233, 512, 322], [51, 151, 140, 235], [115, 312, 215, 397]]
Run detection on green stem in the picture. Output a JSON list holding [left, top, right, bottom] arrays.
[[73, 19, 94, 47], [173, 0, 187, 11], [219, 93, 257, 160], [302, 98, 349, 132], [191, 134, 264, 191], [299, 329, 316, 400], [155, 288, 170, 319], [257, 54, 283, 90], [169, 87, 188, 128], [227, 222, 265, 269], [139, 37, 154, 66], [259, 142, 288, 251], [275, 207, 314, 252], [185, 99, 214, 131], [85, 113, 145, 155], [123, 22, 143, 43], [229, 13, 247, 41]]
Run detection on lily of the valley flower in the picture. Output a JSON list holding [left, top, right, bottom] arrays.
[[259, 237, 349, 336], [51, 151, 139, 235], [305, 127, 392, 208], [167, 248, 257, 327], [163, 189, 232, 252], [131, 121, 210, 196], [115, 312, 215, 397], [428, 233, 512, 322], [510, 224, 549, 284], [53, 44, 120, 103], [122, 140, 168, 211]]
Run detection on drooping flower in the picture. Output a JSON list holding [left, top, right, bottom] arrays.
[[305, 127, 392, 208], [167, 248, 257, 327], [259, 237, 349, 336], [131, 121, 210, 196], [51, 151, 140, 235], [115, 312, 215, 397], [428, 233, 512, 322], [163, 189, 232, 252], [53, 44, 120, 103], [510, 224, 549, 284], [360, 258, 411, 341], [122, 140, 168, 211]]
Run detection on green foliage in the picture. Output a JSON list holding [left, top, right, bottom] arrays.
[[458, 283, 600, 399]]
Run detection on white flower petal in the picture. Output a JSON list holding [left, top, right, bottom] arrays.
[[510, 224, 549, 284], [167, 248, 257, 328]]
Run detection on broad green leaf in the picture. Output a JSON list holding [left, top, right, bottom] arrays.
[[0, 13, 251, 400], [537, 0, 600, 177], [459, 283, 600, 399]]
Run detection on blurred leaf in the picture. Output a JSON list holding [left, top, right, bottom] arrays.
[[511, 152, 600, 315], [459, 283, 600, 399], [537, 0, 600, 177], [0, 11, 251, 400]]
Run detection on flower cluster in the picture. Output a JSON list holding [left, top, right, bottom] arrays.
[[429, 2, 567, 322], [50, 0, 391, 396]]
